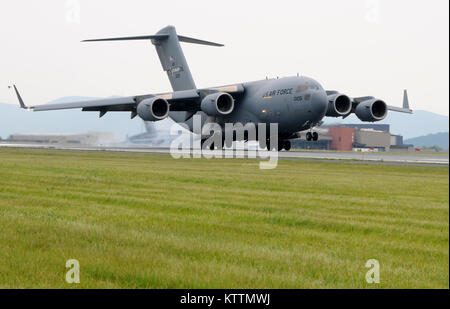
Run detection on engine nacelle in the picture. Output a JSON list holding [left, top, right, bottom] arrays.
[[355, 99, 387, 122], [326, 93, 352, 117], [136, 97, 170, 121], [200, 92, 234, 116]]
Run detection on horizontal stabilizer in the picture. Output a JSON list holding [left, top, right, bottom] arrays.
[[82, 34, 169, 42], [82, 34, 223, 46], [177, 35, 224, 47]]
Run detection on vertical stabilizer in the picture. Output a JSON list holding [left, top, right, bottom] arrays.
[[82, 25, 223, 92], [152, 26, 197, 91]]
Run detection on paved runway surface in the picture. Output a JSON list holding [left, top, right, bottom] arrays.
[[1, 143, 448, 165]]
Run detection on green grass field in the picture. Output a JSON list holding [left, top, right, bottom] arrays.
[[0, 148, 448, 288]]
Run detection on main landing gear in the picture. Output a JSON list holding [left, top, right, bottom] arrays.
[[266, 139, 291, 151], [306, 132, 318, 142], [282, 140, 291, 151]]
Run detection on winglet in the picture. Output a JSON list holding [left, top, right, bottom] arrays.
[[403, 89, 410, 110], [387, 89, 412, 114], [12, 85, 30, 110]]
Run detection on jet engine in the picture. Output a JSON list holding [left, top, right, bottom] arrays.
[[136, 97, 170, 121], [200, 92, 234, 116], [326, 93, 352, 117], [355, 99, 387, 122]]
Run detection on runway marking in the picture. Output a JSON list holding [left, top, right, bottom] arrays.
[[1, 143, 448, 166]]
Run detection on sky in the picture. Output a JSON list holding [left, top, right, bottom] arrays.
[[0, 0, 448, 115]]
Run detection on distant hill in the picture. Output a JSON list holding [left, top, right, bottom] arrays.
[[0, 98, 145, 141], [405, 132, 449, 150], [325, 110, 449, 139]]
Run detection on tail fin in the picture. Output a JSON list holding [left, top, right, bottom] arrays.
[[82, 25, 223, 92]]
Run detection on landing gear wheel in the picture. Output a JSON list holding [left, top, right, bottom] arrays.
[[224, 137, 232, 149], [306, 132, 312, 141], [201, 140, 215, 150], [283, 140, 291, 151], [259, 138, 266, 149], [266, 138, 271, 150], [312, 132, 319, 141], [266, 138, 277, 151], [278, 142, 283, 151]]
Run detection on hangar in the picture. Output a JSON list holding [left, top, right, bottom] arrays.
[[291, 124, 411, 152]]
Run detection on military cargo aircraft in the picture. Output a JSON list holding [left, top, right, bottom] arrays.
[[13, 25, 412, 151]]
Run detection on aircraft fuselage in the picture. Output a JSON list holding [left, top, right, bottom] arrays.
[[182, 76, 328, 139]]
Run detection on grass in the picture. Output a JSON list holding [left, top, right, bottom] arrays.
[[290, 148, 450, 156], [0, 148, 448, 289]]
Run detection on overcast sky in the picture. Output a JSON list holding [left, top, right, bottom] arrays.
[[0, 0, 448, 115]]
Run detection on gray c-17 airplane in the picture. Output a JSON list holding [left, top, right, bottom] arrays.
[[12, 25, 412, 151]]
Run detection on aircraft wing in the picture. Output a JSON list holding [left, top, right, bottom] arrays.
[[12, 84, 244, 117], [352, 90, 412, 114]]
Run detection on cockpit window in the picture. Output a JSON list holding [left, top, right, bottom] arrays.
[[296, 85, 308, 93], [296, 84, 321, 93]]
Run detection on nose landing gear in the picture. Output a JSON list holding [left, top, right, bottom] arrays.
[[313, 132, 318, 141], [306, 132, 319, 141]]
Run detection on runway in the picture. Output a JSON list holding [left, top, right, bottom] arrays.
[[1, 143, 448, 165]]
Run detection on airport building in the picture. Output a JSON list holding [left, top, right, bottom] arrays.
[[292, 124, 411, 152], [336, 123, 390, 132], [328, 127, 355, 151], [6, 132, 116, 146], [354, 128, 392, 151]]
